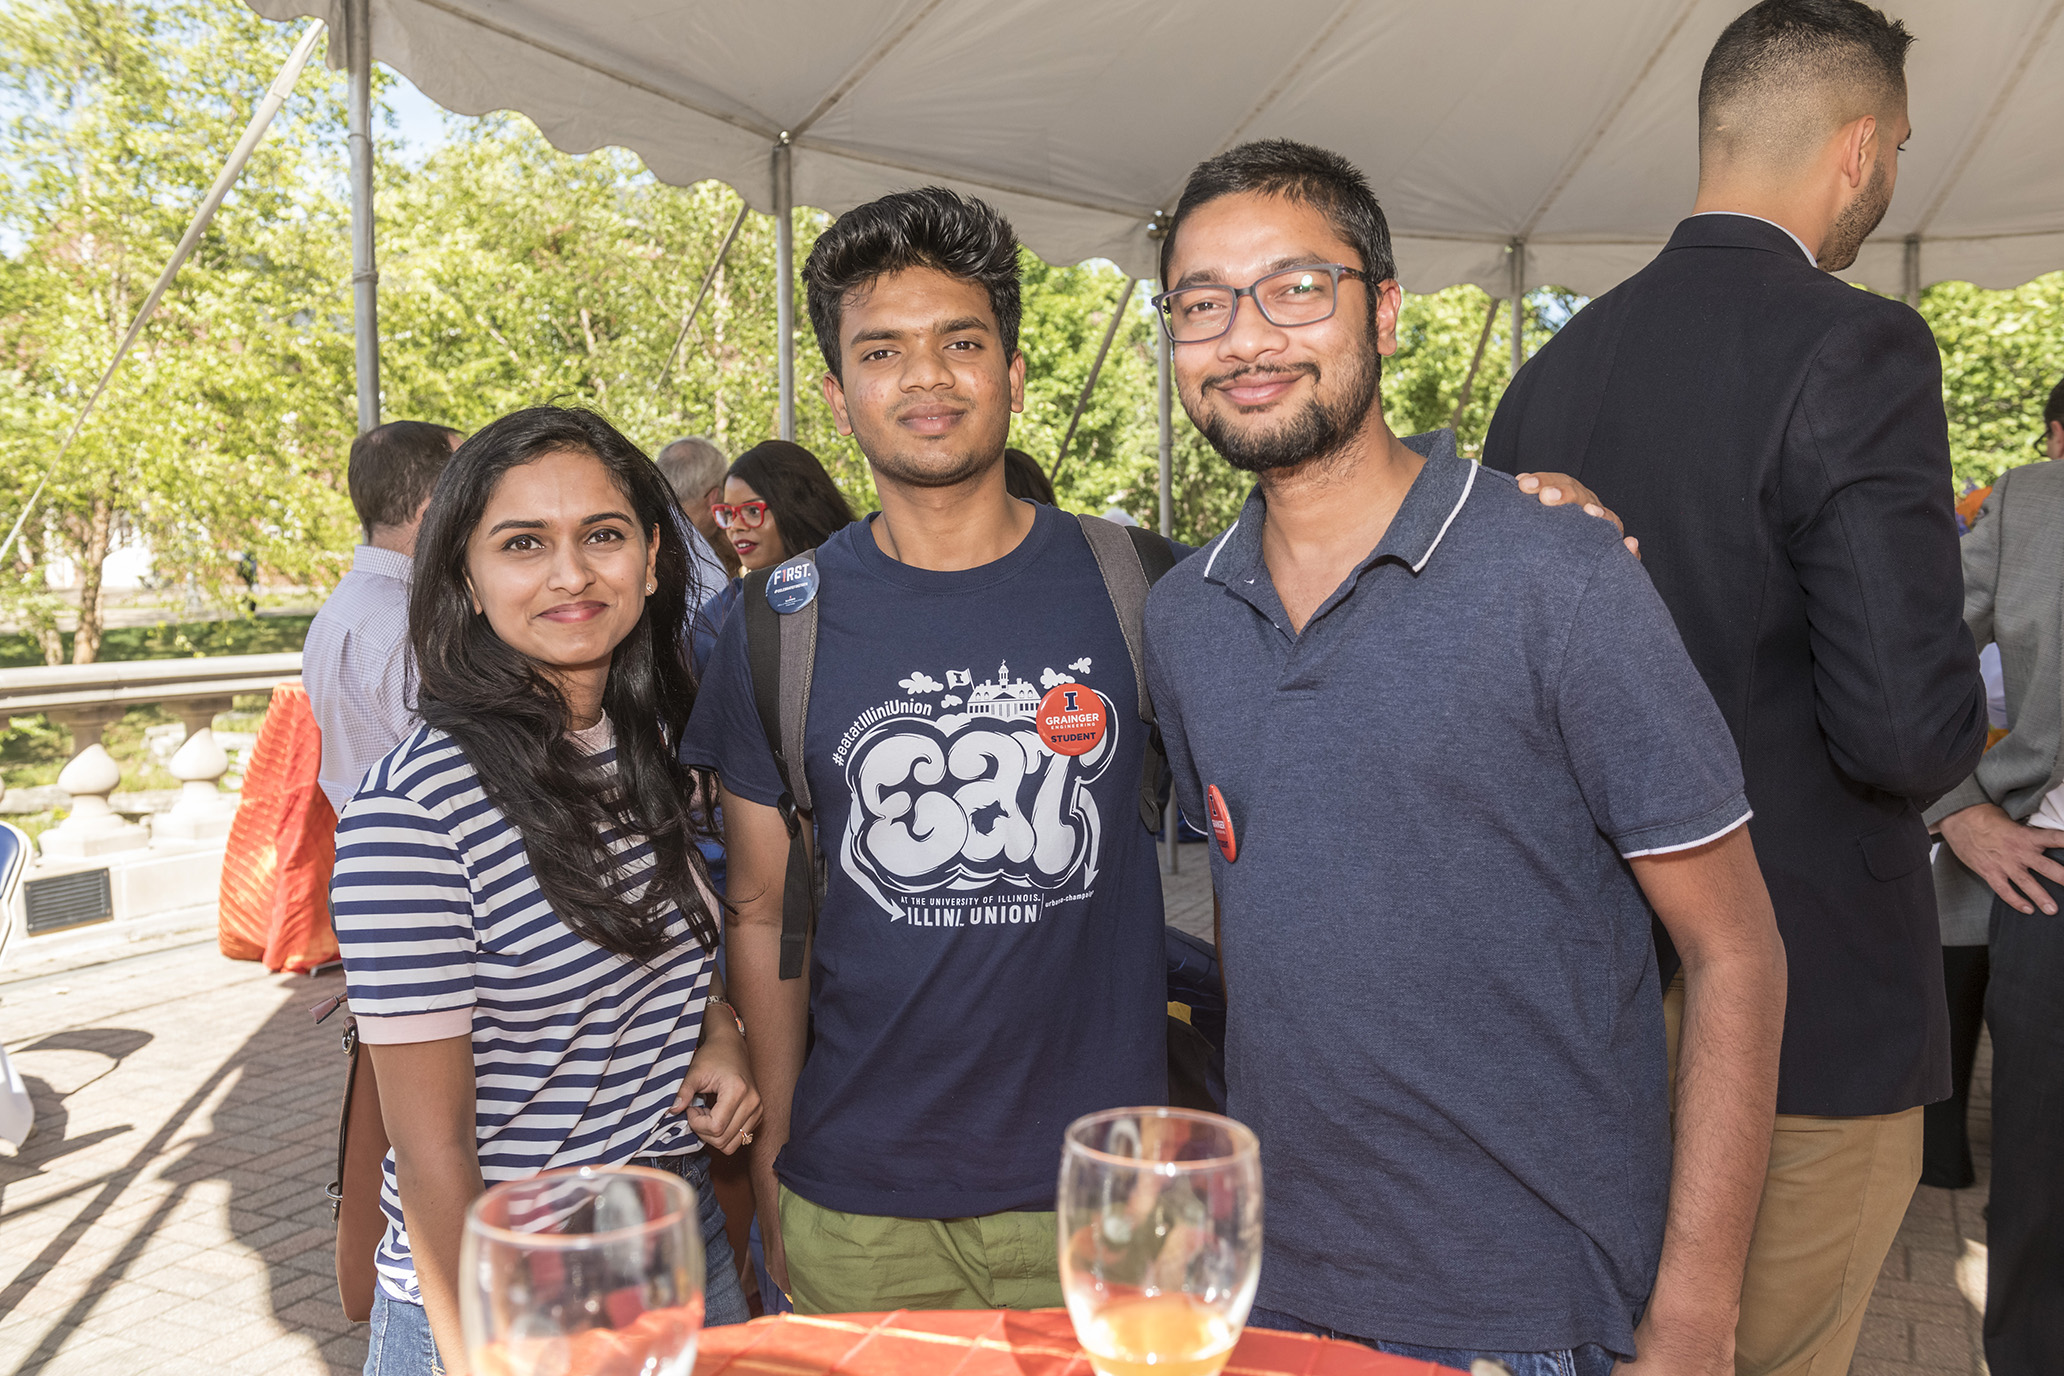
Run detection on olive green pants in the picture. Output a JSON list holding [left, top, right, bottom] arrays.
[[777, 1185, 1062, 1314]]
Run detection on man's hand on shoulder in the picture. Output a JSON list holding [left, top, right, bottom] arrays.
[[1938, 802, 2064, 915], [1515, 472, 1640, 558]]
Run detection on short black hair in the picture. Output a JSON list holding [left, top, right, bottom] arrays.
[[1161, 139, 1397, 292], [803, 187, 1022, 378], [727, 440, 857, 556], [348, 419, 462, 535], [1002, 447, 1056, 505], [1700, 0, 1913, 138]]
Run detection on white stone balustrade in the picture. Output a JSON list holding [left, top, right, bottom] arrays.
[[157, 695, 241, 842], [0, 654, 302, 859], [40, 705, 149, 859]]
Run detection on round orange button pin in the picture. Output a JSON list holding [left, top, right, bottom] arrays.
[[1036, 683, 1108, 756], [1206, 785, 1237, 863]]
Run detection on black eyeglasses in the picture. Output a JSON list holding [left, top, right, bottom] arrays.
[[1152, 264, 1370, 343]]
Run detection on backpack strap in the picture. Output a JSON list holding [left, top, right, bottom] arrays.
[[741, 553, 820, 981], [1075, 514, 1178, 831]]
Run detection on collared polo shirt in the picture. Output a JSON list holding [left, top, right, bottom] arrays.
[[1142, 430, 1750, 1358]]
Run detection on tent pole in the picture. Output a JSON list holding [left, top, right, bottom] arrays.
[[774, 137, 796, 441], [1903, 234, 1922, 308], [346, 0, 379, 434], [1508, 238, 1525, 378], [1156, 320, 1173, 538], [1156, 287, 1176, 875]]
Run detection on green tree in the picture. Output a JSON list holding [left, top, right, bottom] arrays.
[[0, 0, 358, 662], [1922, 272, 2064, 487]]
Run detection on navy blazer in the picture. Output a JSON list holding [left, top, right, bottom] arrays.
[[1485, 213, 1985, 1117]]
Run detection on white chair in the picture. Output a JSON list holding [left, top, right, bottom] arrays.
[[0, 820, 35, 1147]]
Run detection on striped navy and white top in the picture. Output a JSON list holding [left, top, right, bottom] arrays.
[[332, 717, 713, 1306]]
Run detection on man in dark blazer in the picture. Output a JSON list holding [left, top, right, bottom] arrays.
[[1484, 3, 1985, 1373]]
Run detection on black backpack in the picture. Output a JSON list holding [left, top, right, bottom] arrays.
[[738, 513, 1179, 980]]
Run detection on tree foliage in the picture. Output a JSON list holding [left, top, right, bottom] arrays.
[[3, 0, 2059, 659], [0, 0, 358, 661], [1922, 274, 2064, 486]]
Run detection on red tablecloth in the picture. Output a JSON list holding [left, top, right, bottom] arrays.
[[693, 1310, 1462, 1374]]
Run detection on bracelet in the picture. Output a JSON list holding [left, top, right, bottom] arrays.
[[707, 996, 746, 1039]]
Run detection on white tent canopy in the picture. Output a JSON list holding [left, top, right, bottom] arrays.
[[249, 0, 2063, 299]]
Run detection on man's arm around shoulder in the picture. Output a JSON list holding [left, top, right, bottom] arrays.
[[1620, 824, 1786, 1375]]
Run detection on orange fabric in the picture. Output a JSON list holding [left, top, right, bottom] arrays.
[[218, 680, 338, 972], [693, 1310, 1459, 1375], [1957, 484, 1993, 528]]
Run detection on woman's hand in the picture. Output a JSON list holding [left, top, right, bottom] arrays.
[[672, 1005, 763, 1153]]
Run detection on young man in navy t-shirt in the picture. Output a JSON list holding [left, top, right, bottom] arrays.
[[681, 189, 1166, 1313]]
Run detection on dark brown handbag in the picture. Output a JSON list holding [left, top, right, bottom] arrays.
[[324, 1012, 392, 1323]]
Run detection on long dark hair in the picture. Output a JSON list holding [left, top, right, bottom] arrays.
[[728, 440, 857, 558], [409, 406, 719, 960]]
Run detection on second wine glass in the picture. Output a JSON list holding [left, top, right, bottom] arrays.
[[1058, 1107, 1263, 1376]]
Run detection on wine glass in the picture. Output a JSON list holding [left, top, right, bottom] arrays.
[[461, 1164, 704, 1376], [1058, 1107, 1263, 1376]]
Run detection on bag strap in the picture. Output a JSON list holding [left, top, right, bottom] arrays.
[[742, 555, 821, 981], [327, 1018, 360, 1220], [1075, 514, 1178, 830]]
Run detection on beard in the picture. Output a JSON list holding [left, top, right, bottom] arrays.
[[1818, 157, 1891, 272], [1192, 329, 1383, 475]]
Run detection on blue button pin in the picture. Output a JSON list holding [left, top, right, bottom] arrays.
[[767, 556, 819, 615]]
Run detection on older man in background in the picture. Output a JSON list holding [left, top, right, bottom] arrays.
[[1927, 374, 2064, 1376], [304, 419, 461, 814], [659, 434, 741, 578]]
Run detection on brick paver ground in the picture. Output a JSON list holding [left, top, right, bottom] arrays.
[[0, 851, 1993, 1374]]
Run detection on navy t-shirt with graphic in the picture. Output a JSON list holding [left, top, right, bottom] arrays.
[[682, 501, 1166, 1219]]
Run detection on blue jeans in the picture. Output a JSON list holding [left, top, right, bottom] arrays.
[[1248, 1305, 1619, 1376], [641, 1150, 753, 1328], [364, 1290, 443, 1376], [362, 1152, 750, 1376]]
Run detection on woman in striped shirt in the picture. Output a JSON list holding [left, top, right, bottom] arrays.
[[333, 407, 760, 1376]]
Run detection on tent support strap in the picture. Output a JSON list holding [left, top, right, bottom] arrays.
[[1508, 238, 1526, 378], [1049, 276, 1137, 487], [1904, 235, 1922, 307], [774, 138, 795, 441], [347, 0, 379, 434], [660, 202, 749, 382], [0, 20, 325, 566]]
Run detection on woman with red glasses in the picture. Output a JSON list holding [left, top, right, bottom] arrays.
[[712, 441, 857, 574], [695, 442, 858, 670]]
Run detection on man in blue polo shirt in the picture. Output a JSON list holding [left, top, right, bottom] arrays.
[[1142, 141, 1790, 1376]]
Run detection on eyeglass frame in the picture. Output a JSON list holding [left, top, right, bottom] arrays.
[[1150, 263, 1373, 343], [709, 499, 770, 530]]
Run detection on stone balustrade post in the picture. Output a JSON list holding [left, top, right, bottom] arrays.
[[41, 705, 149, 859], [157, 695, 239, 842]]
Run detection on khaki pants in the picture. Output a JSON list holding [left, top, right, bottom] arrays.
[[777, 1184, 1062, 1315], [1664, 975, 1923, 1376]]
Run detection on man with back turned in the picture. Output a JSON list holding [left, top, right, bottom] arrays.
[[1485, 3, 1986, 1372]]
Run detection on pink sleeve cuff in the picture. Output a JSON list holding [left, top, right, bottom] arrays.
[[355, 1007, 474, 1044]]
